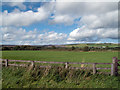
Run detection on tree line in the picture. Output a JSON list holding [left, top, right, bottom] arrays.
[[1, 45, 120, 51]]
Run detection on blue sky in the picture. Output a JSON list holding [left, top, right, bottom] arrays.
[[0, 1, 118, 45]]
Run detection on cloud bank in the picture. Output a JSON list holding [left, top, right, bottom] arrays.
[[1, 27, 67, 45], [1, 2, 118, 45]]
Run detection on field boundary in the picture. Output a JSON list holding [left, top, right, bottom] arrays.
[[1, 57, 120, 76]]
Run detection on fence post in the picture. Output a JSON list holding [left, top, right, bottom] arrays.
[[93, 63, 96, 75], [5, 59, 8, 67], [111, 57, 118, 76], [31, 61, 35, 68], [65, 62, 69, 69]]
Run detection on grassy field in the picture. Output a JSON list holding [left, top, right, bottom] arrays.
[[2, 50, 119, 70], [2, 51, 119, 63], [66, 43, 118, 47], [1, 50, 120, 88]]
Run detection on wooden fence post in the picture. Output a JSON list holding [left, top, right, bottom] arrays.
[[31, 61, 35, 68], [5, 59, 8, 67], [93, 63, 96, 75], [111, 57, 118, 76], [65, 62, 69, 69]]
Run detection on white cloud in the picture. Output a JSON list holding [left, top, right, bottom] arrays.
[[55, 0, 119, 2], [2, 0, 119, 2], [1, 2, 55, 27], [49, 14, 74, 25], [55, 1, 117, 14], [68, 26, 98, 41], [1, 6, 50, 26], [53, 2, 118, 43], [68, 26, 118, 42], [1, 27, 67, 45], [34, 31, 67, 45], [49, 2, 118, 26], [9, 2, 26, 10], [80, 10, 118, 29], [1, 2, 118, 27], [1, 2, 118, 44]]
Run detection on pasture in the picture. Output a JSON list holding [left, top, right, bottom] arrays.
[[2, 50, 120, 88], [2, 50, 119, 71], [65, 43, 118, 48], [2, 51, 119, 63]]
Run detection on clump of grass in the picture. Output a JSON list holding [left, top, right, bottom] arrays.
[[2, 66, 120, 88]]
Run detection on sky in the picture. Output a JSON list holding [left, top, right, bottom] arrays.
[[0, 0, 119, 45]]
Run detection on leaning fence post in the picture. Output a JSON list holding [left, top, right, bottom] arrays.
[[93, 63, 96, 75], [111, 57, 118, 76], [5, 59, 8, 67], [65, 62, 69, 69]]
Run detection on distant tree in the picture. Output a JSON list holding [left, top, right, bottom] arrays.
[[71, 46, 75, 50], [83, 46, 89, 51], [52, 45, 56, 49], [20, 46, 25, 50], [13, 46, 20, 50], [36, 46, 42, 50], [32, 46, 38, 50], [2, 47, 11, 50], [105, 46, 109, 50], [79, 47, 82, 51]]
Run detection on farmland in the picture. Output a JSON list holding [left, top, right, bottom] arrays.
[[2, 51, 119, 63], [1, 43, 120, 52], [1, 50, 120, 88], [65, 43, 119, 48], [2, 50, 119, 69]]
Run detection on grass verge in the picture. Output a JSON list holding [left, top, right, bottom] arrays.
[[2, 65, 120, 88]]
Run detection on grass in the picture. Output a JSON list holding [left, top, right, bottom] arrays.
[[2, 66, 120, 88], [2, 51, 119, 69], [1, 50, 120, 88], [2, 51, 119, 63], [65, 43, 118, 48]]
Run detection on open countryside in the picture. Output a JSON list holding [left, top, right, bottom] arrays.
[[1, 44, 120, 88], [2, 50, 119, 63], [1, 1, 120, 89]]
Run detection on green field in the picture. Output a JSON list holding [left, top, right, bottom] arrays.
[[66, 43, 118, 48], [2, 50, 119, 69], [2, 51, 119, 63], [1, 50, 120, 88]]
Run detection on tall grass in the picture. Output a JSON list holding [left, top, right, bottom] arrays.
[[2, 66, 120, 88]]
